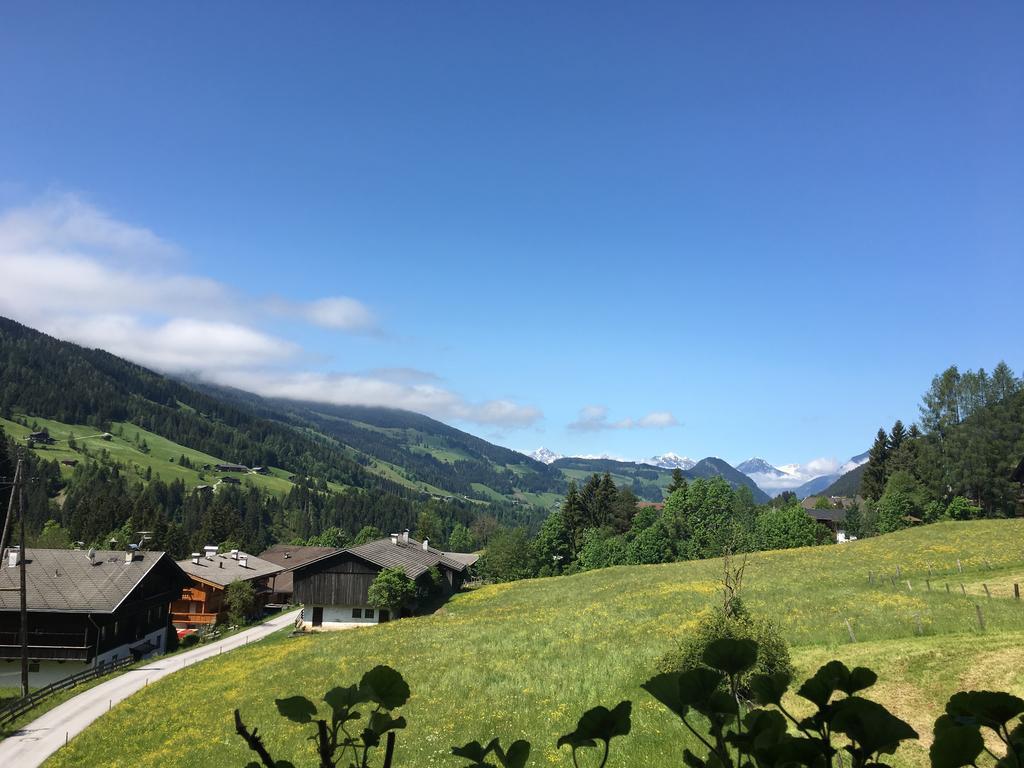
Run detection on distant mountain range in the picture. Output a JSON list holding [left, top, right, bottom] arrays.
[[736, 452, 870, 499], [529, 445, 870, 501], [548, 454, 770, 504]]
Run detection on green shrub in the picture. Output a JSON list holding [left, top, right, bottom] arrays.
[[656, 601, 792, 698], [179, 633, 199, 648]]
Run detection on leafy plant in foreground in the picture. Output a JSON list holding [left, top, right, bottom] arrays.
[[235, 665, 409, 768]]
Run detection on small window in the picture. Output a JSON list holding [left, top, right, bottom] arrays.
[[365, 608, 375, 619], [351, 608, 362, 618]]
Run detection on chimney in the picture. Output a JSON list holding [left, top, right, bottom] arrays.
[[390, 533, 399, 546], [401, 529, 409, 546], [219, 561, 223, 568], [191, 552, 201, 565], [239, 555, 248, 568], [204, 545, 217, 560], [7, 547, 19, 568], [422, 538, 429, 551], [88, 548, 96, 565], [230, 549, 239, 560], [124, 550, 134, 564]]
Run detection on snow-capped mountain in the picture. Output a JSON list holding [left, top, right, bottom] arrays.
[[735, 458, 787, 477], [647, 452, 696, 470], [527, 447, 564, 465], [739, 452, 871, 499]]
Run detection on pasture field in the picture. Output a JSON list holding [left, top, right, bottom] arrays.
[[44, 520, 1024, 768], [0, 415, 299, 495]]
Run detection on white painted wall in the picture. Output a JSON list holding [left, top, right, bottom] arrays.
[[0, 658, 92, 687], [96, 626, 167, 667], [0, 627, 168, 688], [299, 605, 383, 631]]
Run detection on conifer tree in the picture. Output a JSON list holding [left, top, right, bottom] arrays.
[[860, 428, 890, 500], [667, 468, 688, 494]]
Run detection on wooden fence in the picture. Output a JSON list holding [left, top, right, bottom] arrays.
[[0, 657, 131, 727]]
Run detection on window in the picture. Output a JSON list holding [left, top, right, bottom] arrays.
[[365, 608, 375, 619], [351, 608, 362, 618]]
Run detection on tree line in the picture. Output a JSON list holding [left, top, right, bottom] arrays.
[[847, 361, 1023, 538]]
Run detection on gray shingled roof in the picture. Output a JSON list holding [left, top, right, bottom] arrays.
[[177, 551, 283, 588], [258, 545, 340, 595], [0, 549, 179, 614], [342, 537, 468, 580]]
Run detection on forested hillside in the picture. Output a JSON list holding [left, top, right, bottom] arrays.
[[552, 455, 770, 503], [0, 317, 553, 557]]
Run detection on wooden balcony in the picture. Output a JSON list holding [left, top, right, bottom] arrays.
[[171, 611, 219, 627]]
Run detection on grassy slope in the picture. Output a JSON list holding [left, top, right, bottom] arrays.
[[45, 520, 1024, 768], [0, 416, 299, 496]]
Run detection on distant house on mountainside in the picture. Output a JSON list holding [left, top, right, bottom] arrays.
[[0, 547, 189, 685], [258, 544, 340, 604], [215, 463, 249, 473], [220, 476, 241, 485], [27, 430, 54, 445], [171, 547, 282, 628], [292, 532, 475, 630], [60, 459, 78, 467], [251, 466, 270, 475]]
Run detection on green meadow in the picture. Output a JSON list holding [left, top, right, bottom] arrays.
[[0, 415, 298, 495], [42, 520, 1024, 768]]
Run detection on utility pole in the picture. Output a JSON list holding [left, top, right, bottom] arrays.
[[19, 462, 29, 698]]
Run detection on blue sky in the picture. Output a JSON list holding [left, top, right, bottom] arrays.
[[1, 3, 1021, 472]]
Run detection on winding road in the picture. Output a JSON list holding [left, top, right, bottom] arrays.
[[0, 608, 301, 768]]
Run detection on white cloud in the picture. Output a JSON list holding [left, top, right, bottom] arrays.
[[0, 193, 543, 429], [208, 370, 542, 428], [42, 314, 297, 371], [302, 297, 377, 331], [568, 405, 680, 431]]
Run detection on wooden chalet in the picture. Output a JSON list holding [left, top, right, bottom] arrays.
[[171, 547, 282, 628], [292, 532, 475, 630], [257, 544, 340, 603], [0, 547, 189, 686]]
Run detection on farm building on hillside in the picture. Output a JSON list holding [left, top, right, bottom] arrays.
[[292, 532, 475, 630], [171, 547, 282, 628], [257, 544, 340, 603], [214, 463, 248, 473], [0, 547, 189, 686]]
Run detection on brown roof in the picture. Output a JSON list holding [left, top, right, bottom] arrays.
[[298, 536, 468, 581], [258, 545, 340, 595], [0, 548, 186, 614], [177, 551, 282, 588]]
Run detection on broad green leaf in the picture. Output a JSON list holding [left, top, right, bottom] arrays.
[[558, 700, 632, 747], [677, 668, 726, 708], [830, 696, 918, 756], [930, 715, 984, 768], [946, 691, 1024, 730], [843, 667, 878, 695], [497, 739, 531, 768], [642, 673, 689, 719], [451, 738, 498, 764], [274, 696, 317, 723], [368, 710, 407, 735], [702, 637, 758, 676], [748, 672, 791, 706], [360, 665, 411, 710], [323, 684, 365, 714]]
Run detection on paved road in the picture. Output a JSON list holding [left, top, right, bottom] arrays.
[[0, 609, 301, 768]]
